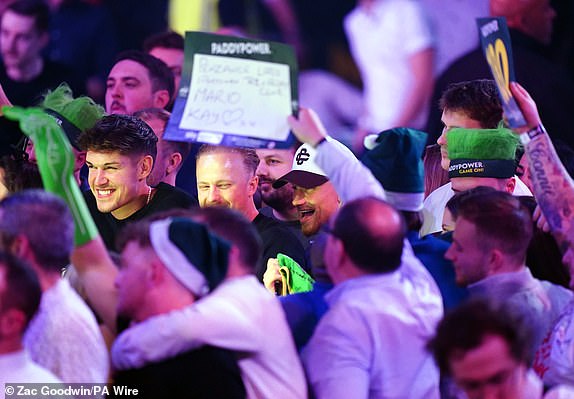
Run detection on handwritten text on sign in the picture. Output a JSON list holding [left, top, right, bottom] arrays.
[[179, 54, 292, 140]]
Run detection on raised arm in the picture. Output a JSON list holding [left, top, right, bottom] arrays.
[[3, 106, 118, 332], [509, 82, 574, 250], [287, 107, 385, 202]]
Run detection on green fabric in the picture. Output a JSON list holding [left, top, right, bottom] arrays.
[[40, 83, 105, 132], [277, 253, 314, 295], [447, 127, 518, 161], [3, 106, 99, 246]]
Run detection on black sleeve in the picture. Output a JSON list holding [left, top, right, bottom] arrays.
[[256, 225, 308, 281]]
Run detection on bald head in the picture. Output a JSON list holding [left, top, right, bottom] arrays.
[[333, 197, 405, 273]]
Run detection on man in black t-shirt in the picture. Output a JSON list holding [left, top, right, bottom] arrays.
[[78, 114, 196, 251], [196, 145, 307, 280], [0, 0, 79, 107]]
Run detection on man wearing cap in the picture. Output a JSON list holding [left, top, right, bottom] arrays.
[[420, 79, 532, 236], [195, 144, 307, 280], [447, 127, 520, 194], [273, 143, 341, 237], [111, 216, 246, 397], [268, 108, 441, 303], [362, 127, 468, 310]]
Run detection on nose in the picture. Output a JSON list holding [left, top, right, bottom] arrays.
[[437, 129, 447, 146], [92, 169, 109, 186], [207, 186, 221, 203], [256, 163, 268, 178], [109, 83, 121, 99], [444, 244, 454, 262], [292, 187, 306, 207]]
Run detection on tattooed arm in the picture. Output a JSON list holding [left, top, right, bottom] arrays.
[[510, 82, 574, 257]]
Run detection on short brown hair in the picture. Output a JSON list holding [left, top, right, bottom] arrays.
[[196, 145, 260, 177]]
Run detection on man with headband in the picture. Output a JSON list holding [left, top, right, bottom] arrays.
[[112, 216, 246, 396]]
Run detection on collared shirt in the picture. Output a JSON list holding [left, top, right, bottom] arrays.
[[421, 177, 533, 236], [303, 268, 443, 398], [469, 268, 572, 353]]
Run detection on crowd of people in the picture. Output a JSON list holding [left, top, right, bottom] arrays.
[[0, 0, 574, 398]]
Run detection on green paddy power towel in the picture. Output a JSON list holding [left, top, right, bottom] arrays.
[[276, 253, 314, 296]]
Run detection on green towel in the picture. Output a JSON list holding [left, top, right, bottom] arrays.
[[277, 253, 314, 295]]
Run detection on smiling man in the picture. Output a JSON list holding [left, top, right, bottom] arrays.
[[196, 144, 307, 280], [78, 114, 196, 250], [273, 143, 341, 238], [105, 50, 174, 116]]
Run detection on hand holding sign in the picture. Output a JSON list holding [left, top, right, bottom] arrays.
[[477, 17, 526, 128], [165, 32, 298, 149]]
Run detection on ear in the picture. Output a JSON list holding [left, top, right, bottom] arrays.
[[152, 90, 171, 110], [166, 152, 183, 176], [9, 234, 29, 259], [487, 248, 505, 274], [325, 237, 344, 280], [138, 155, 154, 180], [75, 151, 86, 165], [146, 257, 166, 288], [247, 174, 258, 196], [505, 177, 516, 194]]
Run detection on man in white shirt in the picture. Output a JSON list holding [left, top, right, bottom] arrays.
[[421, 79, 531, 236], [0, 252, 63, 388], [0, 190, 109, 383], [303, 197, 443, 398]]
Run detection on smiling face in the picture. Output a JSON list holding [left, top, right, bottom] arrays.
[[292, 181, 340, 236], [438, 110, 484, 171], [106, 60, 158, 115], [86, 150, 151, 219], [196, 151, 258, 216]]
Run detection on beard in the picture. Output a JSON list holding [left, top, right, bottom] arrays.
[[259, 179, 295, 213]]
